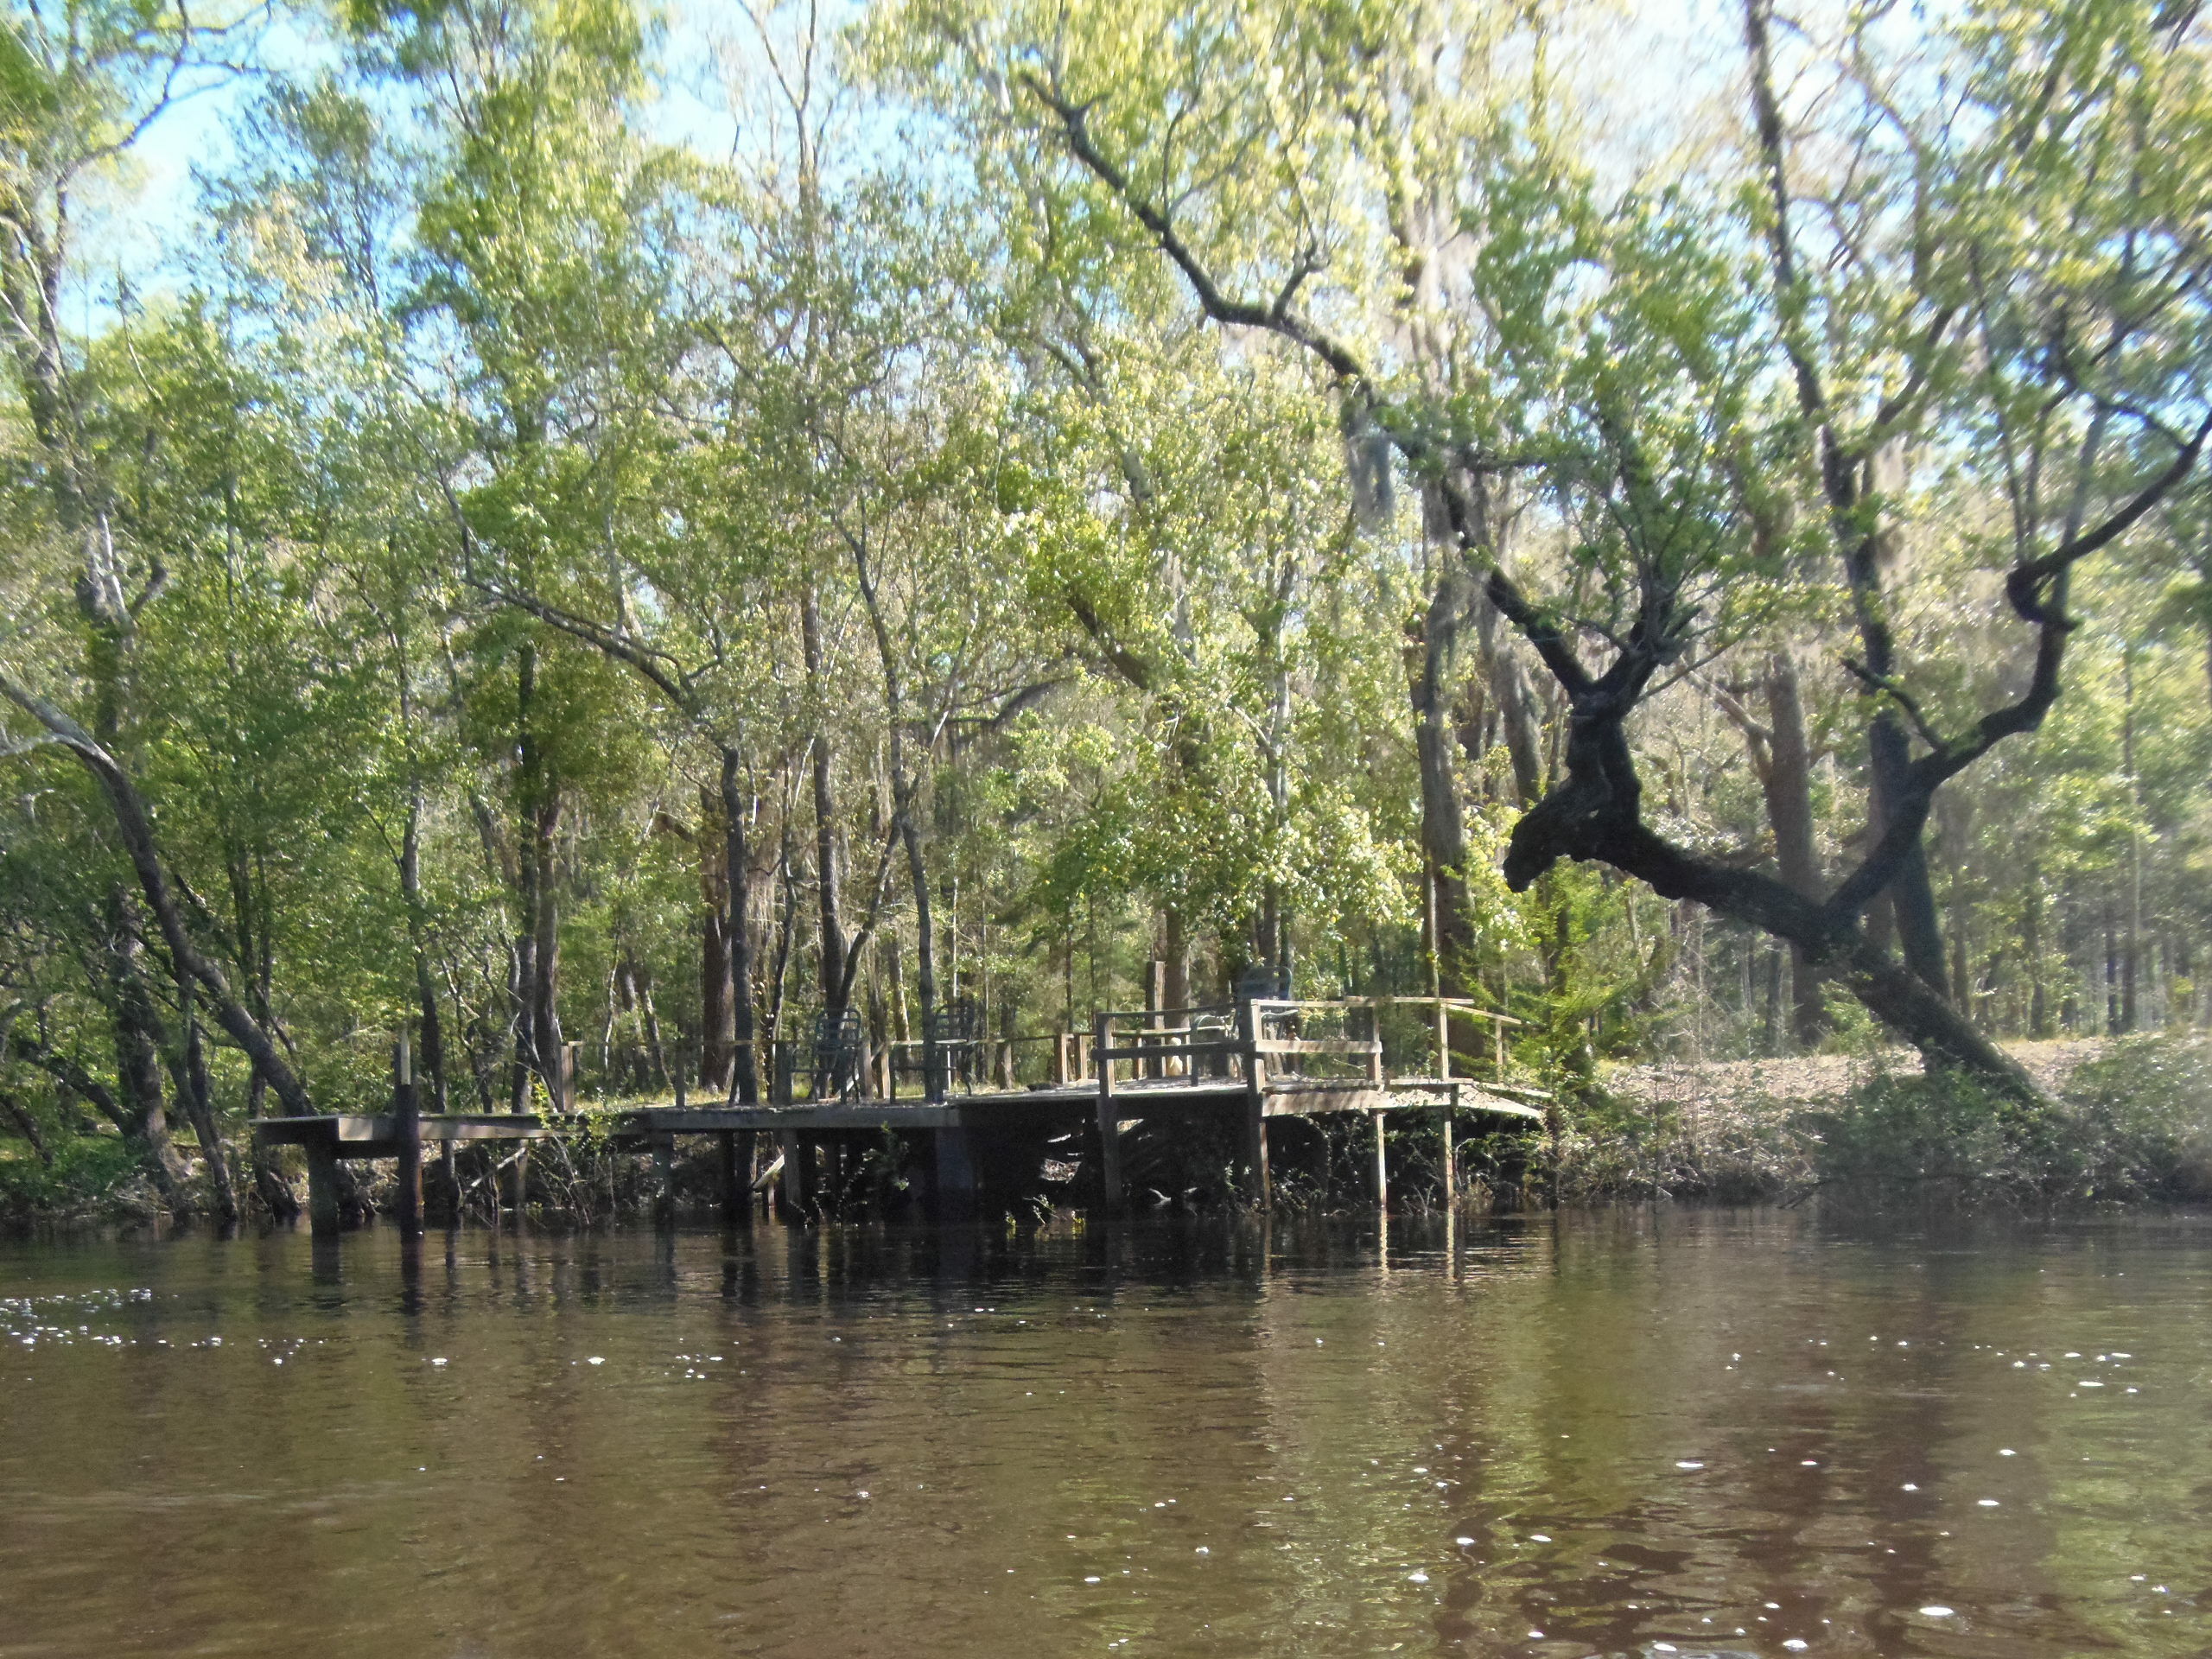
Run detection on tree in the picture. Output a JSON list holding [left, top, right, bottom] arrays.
[[880, 0, 2212, 1099]]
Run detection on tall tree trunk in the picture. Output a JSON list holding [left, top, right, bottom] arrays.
[[529, 798, 564, 1103], [1474, 588, 1544, 809], [1868, 714, 1948, 994], [1761, 652, 1828, 1047], [849, 536, 939, 1096], [1414, 558, 1475, 986], [899, 810, 939, 1096], [1746, 1, 1949, 1001], [2024, 863, 2050, 1038], [1163, 906, 1188, 1015], [513, 642, 564, 1105], [801, 587, 848, 1020], [2105, 900, 2121, 1034], [698, 784, 734, 1092], [109, 918, 191, 1211], [169, 974, 238, 1224], [506, 931, 535, 1113], [400, 782, 448, 1113], [2121, 646, 2141, 1033], [719, 747, 760, 1104], [224, 843, 295, 1212]]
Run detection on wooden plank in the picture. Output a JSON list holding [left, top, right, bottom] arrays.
[[1250, 1037, 1382, 1058]]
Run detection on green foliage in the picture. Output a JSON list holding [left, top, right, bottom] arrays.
[[0, 1132, 143, 1223], [1808, 1039, 2212, 1205]]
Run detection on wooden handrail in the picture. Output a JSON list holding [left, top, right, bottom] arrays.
[[1334, 995, 1523, 1026], [1094, 1039, 1241, 1063]]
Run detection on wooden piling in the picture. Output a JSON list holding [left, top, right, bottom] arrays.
[[306, 1137, 340, 1238], [934, 1124, 977, 1218], [1237, 997, 1269, 1210], [1371, 1109, 1389, 1211], [1095, 1011, 1122, 1217], [652, 1132, 676, 1227], [777, 1129, 810, 1218], [717, 1130, 743, 1217], [394, 1030, 423, 1241], [1440, 1084, 1457, 1210]]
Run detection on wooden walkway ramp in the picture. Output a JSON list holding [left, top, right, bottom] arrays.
[[258, 995, 1545, 1232]]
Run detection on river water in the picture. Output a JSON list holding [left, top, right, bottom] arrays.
[[2, 1209, 2208, 1657]]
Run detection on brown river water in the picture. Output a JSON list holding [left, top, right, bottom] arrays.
[[2, 1208, 2208, 1658]]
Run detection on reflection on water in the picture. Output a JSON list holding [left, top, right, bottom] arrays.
[[3, 1209, 2209, 1657]]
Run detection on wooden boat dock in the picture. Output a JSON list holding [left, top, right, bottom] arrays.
[[257, 995, 1546, 1234]]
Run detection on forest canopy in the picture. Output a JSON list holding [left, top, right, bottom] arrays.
[[2, 0, 2209, 1217]]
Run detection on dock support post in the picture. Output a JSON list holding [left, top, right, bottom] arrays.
[[652, 1133, 676, 1228], [718, 1131, 746, 1219], [394, 1031, 423, 1241], [777, 1130, 809, 1218], [1440, 1084, 1457, 1210], [306, 1136, 340, 1238], [1094, 1012, 1122, 1217], [934, 1122, 977, 1218], [1237, 997, 1269, 1210], [1371, 1110, 1389, 1211]]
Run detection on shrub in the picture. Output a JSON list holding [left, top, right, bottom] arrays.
[[1804, 1035, 2212, 1205], [0, 1131, 145, 1223]]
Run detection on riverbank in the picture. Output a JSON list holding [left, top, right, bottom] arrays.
[[1567, 1033, 2212, 1206], [8, 1034, 2209, 1226]]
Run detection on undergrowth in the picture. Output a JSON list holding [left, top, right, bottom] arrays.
[[1556, 1034, 2212, 1207]]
